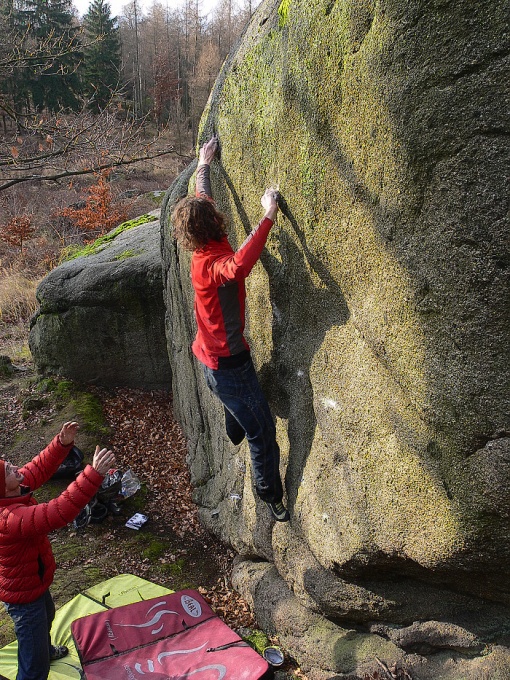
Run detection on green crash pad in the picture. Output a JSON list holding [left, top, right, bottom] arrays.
[[0, 573, 173, 679]]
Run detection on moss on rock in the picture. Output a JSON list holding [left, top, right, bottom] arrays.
[[60, 214, 157, 262]]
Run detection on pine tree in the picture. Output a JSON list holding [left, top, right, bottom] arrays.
[[0, 0, 34, 126], [16, 0, 83, 113], [0, 0, 14, 62], [82, 0, 121, 112]]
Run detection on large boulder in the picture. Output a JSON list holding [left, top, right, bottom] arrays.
[[30, 213, 171, 390], [161, 1, 509, 677]]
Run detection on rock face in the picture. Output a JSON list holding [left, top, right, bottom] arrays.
[[161, 1, 509, 677], [30, 213, 171, 390]]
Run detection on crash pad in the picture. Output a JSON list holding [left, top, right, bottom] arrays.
[[72, 589, 271, 679], [0, 574, 172, 680]]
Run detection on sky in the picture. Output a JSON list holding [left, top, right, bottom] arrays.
[[73, 0, 220, 20]]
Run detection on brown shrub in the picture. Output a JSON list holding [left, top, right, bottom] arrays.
[[59, 170, 127, 238]]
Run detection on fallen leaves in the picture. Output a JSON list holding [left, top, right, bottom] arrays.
[[101, 389, 198, 535], [99, 387, 256, 630]]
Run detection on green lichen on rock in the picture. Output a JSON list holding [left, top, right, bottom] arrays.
[[114, 249, 141, 261], [194, 0, 509, 578], [60, 214, 157, 261], [278, 0, 291, 27], [163, 1, 510, 675]]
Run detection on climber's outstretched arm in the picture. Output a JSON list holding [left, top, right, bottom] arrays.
[[196, 134, 219, 200]]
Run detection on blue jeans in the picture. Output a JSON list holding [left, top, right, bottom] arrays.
[[4, 590, 55, 680], [203, 356, 284, 503]]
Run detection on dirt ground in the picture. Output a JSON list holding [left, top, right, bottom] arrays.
[[0, 362, 303, 678]]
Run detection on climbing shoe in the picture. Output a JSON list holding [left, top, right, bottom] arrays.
[[50, 645, 69, 661], [265, 500, 290, 522]]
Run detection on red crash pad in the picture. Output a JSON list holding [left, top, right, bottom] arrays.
[[71, 588, 272, 680]]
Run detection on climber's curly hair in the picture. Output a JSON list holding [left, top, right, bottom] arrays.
[[172, 196, 227, 251]]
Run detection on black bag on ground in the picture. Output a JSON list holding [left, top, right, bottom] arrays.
[[52, 446, 84, 479]]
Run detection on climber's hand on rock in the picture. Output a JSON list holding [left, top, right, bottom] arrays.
[[198, 135, 219, 166], [261, 188, 279, 221]]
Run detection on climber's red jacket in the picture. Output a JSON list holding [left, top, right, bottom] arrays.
[[191, 164, 274, 369], [0, 436, 103, 604]]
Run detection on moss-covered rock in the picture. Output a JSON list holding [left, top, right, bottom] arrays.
[[29, 211, 171, 390], [161, 1, 509, 676]]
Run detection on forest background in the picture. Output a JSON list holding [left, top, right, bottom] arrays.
[[0, 0, 260, 359]]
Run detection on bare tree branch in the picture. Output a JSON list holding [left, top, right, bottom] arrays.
[[0, 148, 190, 191]]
